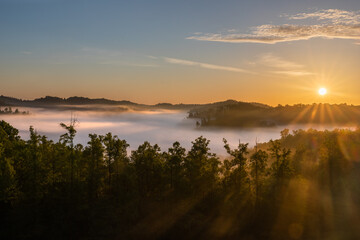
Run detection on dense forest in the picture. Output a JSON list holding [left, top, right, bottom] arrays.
[[188, 102, 360, 127], [1, 120, 360, 239]]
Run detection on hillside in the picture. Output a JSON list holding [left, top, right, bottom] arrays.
[[0, 95, 263, 111], [188, 103, 360, 127]]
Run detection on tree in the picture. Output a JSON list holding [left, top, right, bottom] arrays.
[[59, 119, 77, 192], [59, 119, 77, 148], [0, 121, 22, 205], [131, 141, 164, 198], [268, 140, 293, 183], [103, 133, 115, 189], [250, 149, 268, 204], [185, 136, 220, 194], [26, 126, 42, 198], [0, 120, 20, 143], [280, 128, 290, 139], [223, 138, 249, 189], [84, 134, 104, 200], [103, 133, 129, 192], [0, 142, 16, 203], [164, 141, 186, 191]]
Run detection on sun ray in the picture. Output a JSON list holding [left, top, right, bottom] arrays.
[[290, 105, 312, 125], [319, 103, 325, 124], [325, 104, 336, 126], [309, 104, 320, 127]]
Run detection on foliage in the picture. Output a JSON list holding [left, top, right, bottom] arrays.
[[0, 120, 360, 239]]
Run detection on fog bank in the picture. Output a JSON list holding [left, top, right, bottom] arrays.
[[1, 107, 352, 156]]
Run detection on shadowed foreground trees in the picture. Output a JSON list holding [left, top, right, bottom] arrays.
[[1, 120, 360, 239]]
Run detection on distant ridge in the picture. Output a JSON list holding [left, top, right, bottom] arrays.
[[0, 95, 139, 107], [0, 95, 267, 110], [32, 96, 138, 106], [1, 94, 358, 115], [2, 95, 360, 127]]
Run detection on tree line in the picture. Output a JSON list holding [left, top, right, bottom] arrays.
[[0, 107, 28, 115], [1, 120, 360, 239], [188, 102, 360, 127]]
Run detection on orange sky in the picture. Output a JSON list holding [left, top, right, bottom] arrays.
[[1, 2, 360, 105]]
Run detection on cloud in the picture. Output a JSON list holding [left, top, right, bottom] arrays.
[[163, 57, 249, 73], [187, 9, 360, 44], [289, 9, 360, 24], [260, 53, 304, 69], [21, 51, 32, 55], [259, 53, 313, 76]]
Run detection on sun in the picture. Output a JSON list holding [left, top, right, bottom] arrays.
[[318, 88, 327, 96]]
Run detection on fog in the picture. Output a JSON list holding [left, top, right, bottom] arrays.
[[1, 107, 352, 156]]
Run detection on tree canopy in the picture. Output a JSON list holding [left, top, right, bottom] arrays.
[[0, 121, 359, 239]]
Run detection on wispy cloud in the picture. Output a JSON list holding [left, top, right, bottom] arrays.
[[259, 53, 313, 76], [289, 9, 360, 24], [21, 51, 32, 55], [260, 53, 304, 69], [187, 9, 360, 44], [164, 57, 249, 73]]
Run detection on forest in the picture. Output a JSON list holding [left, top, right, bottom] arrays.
[[1, 120, 360, 239], [188, 102, 360, 127]]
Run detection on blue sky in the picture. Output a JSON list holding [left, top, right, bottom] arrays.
[[1, 0, 360, 104]]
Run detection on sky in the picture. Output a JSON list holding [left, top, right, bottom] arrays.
[[1, 0, 360, 105]]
